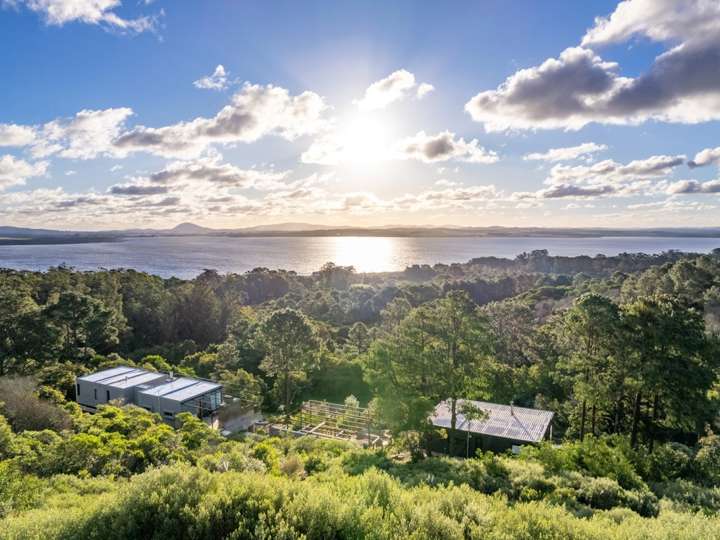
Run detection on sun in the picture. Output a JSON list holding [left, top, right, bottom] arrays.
[[338, 114, 391, 164]]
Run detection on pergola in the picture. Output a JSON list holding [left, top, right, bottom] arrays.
[[294, 399, 387, 447]]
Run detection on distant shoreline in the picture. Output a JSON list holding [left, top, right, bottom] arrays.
[[2, 228, 720, 246], [0, 236, 121, 246]]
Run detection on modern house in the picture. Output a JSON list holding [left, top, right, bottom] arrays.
[[430, 399, 554, 456], [75, 365, 223, 427]]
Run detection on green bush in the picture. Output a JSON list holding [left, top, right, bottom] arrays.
[[646, 443, 695, 482], [2, 465, 718, 540]]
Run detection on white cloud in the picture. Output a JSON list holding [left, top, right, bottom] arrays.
[[114, 83, 328, 158], [0, 123, 36, 146], [0, 154, 48, 190], [524, 142, 607, 162], [688, 146, 720, 168], [193, 65, 229, 91], [537, 184, 616, 199], [581, 0, 720, 48], [142, 156, 290, 191], [109, 182, 168, 196], [354, 69, 417, 111], [32, 107, 134, 160], [546, 155, 685, 185], [396, 130, 498, 164], [416, 83, 435, 99], [394, 184, 500, 211], [666, 179, 720, 194], [435, 179, 460, 187], [513, 154, 687, 201], [8, 0, 160, 33], [466, 2, 720, 131]]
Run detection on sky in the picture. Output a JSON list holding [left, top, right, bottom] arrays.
[[1, 0, 720, 230]]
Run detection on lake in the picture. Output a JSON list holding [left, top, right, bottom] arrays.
[[1, 236, 719, 279]]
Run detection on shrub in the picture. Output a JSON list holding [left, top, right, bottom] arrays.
[[695, 431, 720, 486], [646, 443, 695, 482]]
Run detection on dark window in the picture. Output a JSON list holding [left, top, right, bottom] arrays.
[[163, 411, 174, 418], [106, 390, 110, 402], [94, 388, 97, 400], [76, 383, 80, 396]]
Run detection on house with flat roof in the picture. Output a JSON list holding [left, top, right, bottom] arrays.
[[430, 399, 554, 456], [75, 365, 223, 427]]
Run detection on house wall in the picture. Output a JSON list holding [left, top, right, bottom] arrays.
[[432, 424, 551, 457], [76, 380, 133, 410]]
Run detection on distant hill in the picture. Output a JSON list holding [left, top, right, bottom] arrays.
[[1, 222, 720, 246]]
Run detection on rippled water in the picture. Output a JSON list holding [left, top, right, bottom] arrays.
[[0, 236, 718, 279]]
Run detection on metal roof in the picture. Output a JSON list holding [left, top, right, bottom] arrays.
[[78, 366, 138, 383], [430, 399, 553, 443], [137, 377, 221, 403], [110, 371, 166, 389]]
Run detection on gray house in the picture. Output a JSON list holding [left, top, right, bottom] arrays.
[[430, 399, 554, 456], [75, 365, 223, 426]]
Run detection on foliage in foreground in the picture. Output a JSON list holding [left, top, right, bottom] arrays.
[[3, 464, 720, 540]]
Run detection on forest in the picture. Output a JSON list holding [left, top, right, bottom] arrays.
[[1, 248, 720, 539]]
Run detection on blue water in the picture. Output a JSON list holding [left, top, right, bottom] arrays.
[[0, 236, 718, 279]]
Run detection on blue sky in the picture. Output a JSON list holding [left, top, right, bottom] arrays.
[[1, 0, 719, 230]]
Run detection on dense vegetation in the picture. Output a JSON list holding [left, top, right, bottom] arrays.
[[1, 248, 720, 538]]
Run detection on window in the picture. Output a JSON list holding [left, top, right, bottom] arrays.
[[163, 411, 174, 418], [106, 390, 110, 402], [94, 388, 97, 400], [76, 383, 80, 396]]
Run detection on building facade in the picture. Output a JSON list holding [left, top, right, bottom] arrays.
[[75, 365, 223, 426]]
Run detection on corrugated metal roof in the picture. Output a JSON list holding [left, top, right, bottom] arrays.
[[138, 377, 221, 402], [430, 399, 553, 443]]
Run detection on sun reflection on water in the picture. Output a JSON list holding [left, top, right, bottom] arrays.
[[328, 236, 396, 273]]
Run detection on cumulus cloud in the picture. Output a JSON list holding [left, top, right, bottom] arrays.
[[394, 184, 500, 211], [524, 142, 607, 162], [193, 65, 229, 91], [145, 157, 290, 190], [114, 83, 328, 158], [513, 154, 686, 200], [0, 123, 36, 146], [355, 69, 416, 110], [666, 179, 720, 194], [466, 1, 720, 131], [538, 184, 616, 199], [581, 0, 720, 48], [546, 154, 685, 185], [354, 69, 434, 111], [396, 131, 499, 164], [688, 146, 720, 168], [6, 0, 160, 33], [32, 107, 134, 160], [0, 154, 48, 190], [416, 83, 435, 99]]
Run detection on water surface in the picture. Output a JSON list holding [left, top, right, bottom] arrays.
[[0, 236, 718, 279]]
